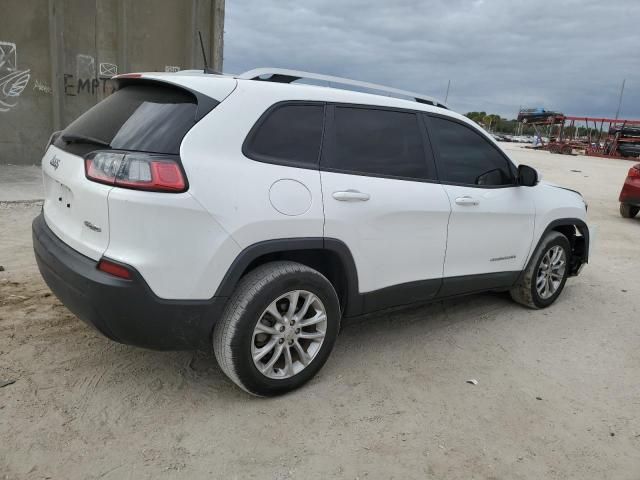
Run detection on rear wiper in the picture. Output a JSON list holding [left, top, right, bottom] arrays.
[[61, 133, 111, 148]]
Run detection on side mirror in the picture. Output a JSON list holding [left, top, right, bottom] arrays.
[[518, 164, 540, 187]]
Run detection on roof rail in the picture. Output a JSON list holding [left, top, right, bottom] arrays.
[[238, 68, 448, 109]]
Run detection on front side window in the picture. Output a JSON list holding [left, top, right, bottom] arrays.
[[325, 107, 431, 180], [245, 103, 324, 167], [428, 116, 514, 186]]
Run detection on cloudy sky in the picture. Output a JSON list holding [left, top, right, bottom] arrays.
[[224, 0, 639, 120]]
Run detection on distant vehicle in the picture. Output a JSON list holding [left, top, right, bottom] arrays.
[[491, 133, 514, 142], [619, 163, 640, 218], [609, 125, 640, 138], [618, 143, 640, 158], [33, 68, 592, 396], [517, 108, 564, 124]]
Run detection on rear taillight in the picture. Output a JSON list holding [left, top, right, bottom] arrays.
[[97, 259, 132, 279], [85, 151, 187, 192], [628, 165, 640, 178]]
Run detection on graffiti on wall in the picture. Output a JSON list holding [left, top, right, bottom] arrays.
[[99, 62, 117, 78], [0, 41, 31, 112], [64, 54, 118, 97], [33, 79, 52, 94]]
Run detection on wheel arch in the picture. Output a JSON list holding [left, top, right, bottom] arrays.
[[531, 218, 590, 276], [214, 238, 362, 316]]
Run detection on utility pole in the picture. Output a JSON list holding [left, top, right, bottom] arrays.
[[444, 79, 451, 104], [614, 79, 626, 121]]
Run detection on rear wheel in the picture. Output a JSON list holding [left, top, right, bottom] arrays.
[[213, 261, 341, 396], [510, 231, 571, 309], [620, 203, 639, 218]]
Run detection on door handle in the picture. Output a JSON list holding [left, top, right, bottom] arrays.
[[455, 196, 479, 206], [332, 190, 370, 202]]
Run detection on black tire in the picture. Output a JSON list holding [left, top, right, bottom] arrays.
[[213, 261, 341, 396], [510, 231, 571, 309], [620, 203, 639, 218]]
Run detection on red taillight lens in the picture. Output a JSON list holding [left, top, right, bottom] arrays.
[[628, 165, 640, 178], [85, 151, 187, 192], [112, 73, 142, 79], [97, 259, 132, 279]]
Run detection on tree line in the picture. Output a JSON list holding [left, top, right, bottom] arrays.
[[464, 111, 602, 138], [464, 112, 532, 135]]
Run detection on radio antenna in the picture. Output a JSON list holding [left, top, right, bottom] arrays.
[[198, 31, 218, 74]]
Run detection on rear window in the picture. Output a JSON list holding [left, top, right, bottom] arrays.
[[324, 106, 432, 180], [243, 103, 324, 168], [54, 84, 199, 156]]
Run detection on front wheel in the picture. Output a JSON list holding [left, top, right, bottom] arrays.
[[213, 261, 341, 396], [620, 203, 639, 218], [510, 231, 571, 309]]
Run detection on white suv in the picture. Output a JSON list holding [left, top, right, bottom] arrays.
[[33, 68, 592, 396]]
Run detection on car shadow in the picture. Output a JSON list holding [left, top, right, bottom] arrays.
[[177, 291, 517, 400]]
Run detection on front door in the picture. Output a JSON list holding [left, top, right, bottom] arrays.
[[425, 114, 535, 294]]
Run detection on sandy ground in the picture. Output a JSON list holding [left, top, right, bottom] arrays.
[[1, 145, 640, 479], [0, 166, 42, 202]]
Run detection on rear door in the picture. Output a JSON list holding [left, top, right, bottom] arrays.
[[425, 114, 535, 291], [42, 81, 213, 260], [320, 105, 451, 309]]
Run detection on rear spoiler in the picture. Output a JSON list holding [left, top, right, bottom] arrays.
[[112, 74, 219, 122]]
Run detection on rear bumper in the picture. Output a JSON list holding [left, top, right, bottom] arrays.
[[620, 197, 640, 207], [32, 213, 227, 350]]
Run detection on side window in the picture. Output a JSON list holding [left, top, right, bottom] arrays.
[[244, 103, 324, 167], [325, 106, 432, 180], [428, 116, 514, 186]]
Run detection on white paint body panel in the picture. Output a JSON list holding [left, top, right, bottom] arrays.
[[442, 185, 536, 277], [179, 81, 326, 249], [529, 182, 589, 257], [104, 189, 241, 299], [321, 172, 451, 293]]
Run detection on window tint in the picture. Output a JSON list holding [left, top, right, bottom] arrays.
[[55, 84, 199, 156], [326, 107, 431, 180], [246, 104, 324, 167], [428, 116, 514, 186]]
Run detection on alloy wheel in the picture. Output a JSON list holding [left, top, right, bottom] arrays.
[[536, 245, 566, 299], [251, 290, 327, 379]]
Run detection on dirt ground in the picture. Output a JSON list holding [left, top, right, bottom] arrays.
[[1, 145, 640, 479]]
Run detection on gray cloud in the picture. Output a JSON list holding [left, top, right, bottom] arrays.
[[224, 0, 639, 119]]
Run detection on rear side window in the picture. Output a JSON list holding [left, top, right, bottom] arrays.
[[325, 107, 431, 180], [244, 103, 324, 167], [428, 116, 514, 186], [55, 84, 199, 156]]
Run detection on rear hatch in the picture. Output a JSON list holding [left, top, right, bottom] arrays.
[[42, 77, 228, 260]]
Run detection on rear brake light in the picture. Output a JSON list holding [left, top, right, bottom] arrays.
[[85, 151, 187, 192], [112, 73, 142, 79], [628, 166, 640, 178], [97, 259, 132, 279]]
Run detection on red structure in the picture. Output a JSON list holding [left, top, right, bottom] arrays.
[[522, 114, 640, 159]]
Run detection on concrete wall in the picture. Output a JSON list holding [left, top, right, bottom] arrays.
[[0, 0, 224, 165]]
